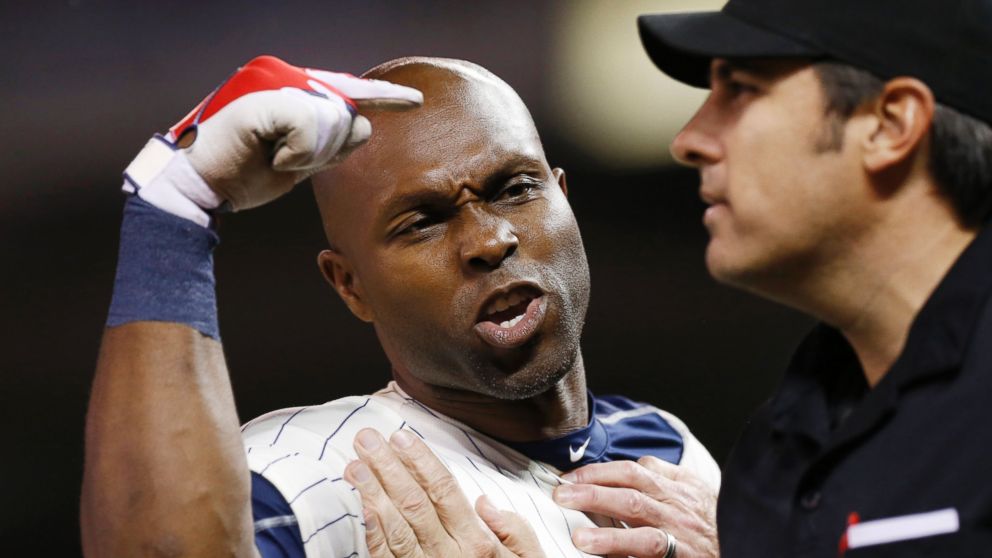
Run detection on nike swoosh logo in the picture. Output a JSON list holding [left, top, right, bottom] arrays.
[[569, 437, 592, 463]]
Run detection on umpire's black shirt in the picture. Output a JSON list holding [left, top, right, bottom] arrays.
[[718, 225, 992, 557]]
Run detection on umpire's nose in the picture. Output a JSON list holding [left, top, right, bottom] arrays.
[[459, 206, 518, 273], [670, 94, 724, 168]]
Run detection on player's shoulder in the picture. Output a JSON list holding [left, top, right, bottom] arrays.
[[243, 395, 372, 433], [243, 394, 394, 558], [241, 387, 411, 450], [594, 393, 657, 415], [594, 393, 700, 444], [593, 393, 678, 426], [595, 393, 722, 489]]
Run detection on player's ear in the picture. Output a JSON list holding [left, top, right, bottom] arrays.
[[861, 77, 935, 176], [552, 167, 568, 197], [318, 249, 374, 322]]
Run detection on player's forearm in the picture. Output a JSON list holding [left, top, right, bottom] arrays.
[[81, 322, 257, 557], [81, 194, 256, 555]]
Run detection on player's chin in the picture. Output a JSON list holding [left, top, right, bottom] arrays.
[[477, 367, 569, 401], [476, 337, 581, 400]]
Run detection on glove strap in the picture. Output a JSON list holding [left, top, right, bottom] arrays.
[[123, 134, 224, 228]]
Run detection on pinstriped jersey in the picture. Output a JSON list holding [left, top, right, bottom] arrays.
[[242, 382, 720, 557]]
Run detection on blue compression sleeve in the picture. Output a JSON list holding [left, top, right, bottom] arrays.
[[106, 195, 220, 338], [252, 473, 306, 558]]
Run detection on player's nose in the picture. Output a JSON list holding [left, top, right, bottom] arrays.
[[458, 207, 518, 273]]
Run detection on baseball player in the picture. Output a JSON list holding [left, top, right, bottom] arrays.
[[359, 0, 992, 556], [80, 55, 719, 558]]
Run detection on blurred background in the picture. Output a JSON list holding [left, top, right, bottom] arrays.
[[1, 0, 811, 554]]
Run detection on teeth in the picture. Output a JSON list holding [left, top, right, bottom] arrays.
[[486, 290, 533, 316], [486, 294, 510, 315], [499, 314, 524, 329]]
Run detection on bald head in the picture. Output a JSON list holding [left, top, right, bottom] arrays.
[[363, 56, 505, 91], [312, 57, 544, 253]]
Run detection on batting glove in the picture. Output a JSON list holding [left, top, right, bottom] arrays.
[[122, 55, 422, 227]]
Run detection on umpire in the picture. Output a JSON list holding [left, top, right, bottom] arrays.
[[635, 0, 992, 555]]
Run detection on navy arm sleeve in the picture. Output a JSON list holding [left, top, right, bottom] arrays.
[[252, 472, 306, 558]]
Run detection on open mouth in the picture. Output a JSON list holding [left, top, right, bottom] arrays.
[[473, 285, 547, 349]]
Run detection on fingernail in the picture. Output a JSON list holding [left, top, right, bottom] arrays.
[[350, 461, 372, 483], [390, 429, 414, 449], [363, 509, 378, 532], [476, 495, 497, 519], [357, 429, 381, 451], [561, 472, 576, 483], [572, 528, 593, 550], [554, 485, 574, 505]]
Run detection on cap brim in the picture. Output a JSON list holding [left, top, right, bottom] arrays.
[[638, 11, 823, 88]]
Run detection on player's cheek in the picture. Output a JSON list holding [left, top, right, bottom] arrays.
[[524, 201, 578, 256]]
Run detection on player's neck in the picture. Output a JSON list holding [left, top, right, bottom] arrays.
[[391, 356, 589, 443]]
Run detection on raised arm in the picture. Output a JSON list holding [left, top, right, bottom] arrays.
[[80, 56, 421, 557], [83, 323, 252, 556]]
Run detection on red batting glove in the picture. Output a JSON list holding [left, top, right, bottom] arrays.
[[123, 55, 422, 226]]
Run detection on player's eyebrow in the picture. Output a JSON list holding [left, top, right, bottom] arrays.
[[381, 153, 545, 218], [382, 189, 456, 220], [480, 154, 548, 193]]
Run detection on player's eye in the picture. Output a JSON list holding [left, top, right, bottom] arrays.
[[392, 209, 451, 243], [401, 214, 439, 234], [497, 179, 541, 202]]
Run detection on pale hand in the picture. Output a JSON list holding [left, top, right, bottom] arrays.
[[346, 428, 546, 558], [555, 457, 720, 557]]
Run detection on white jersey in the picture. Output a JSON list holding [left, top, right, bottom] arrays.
[[242, 382, 719, 558]]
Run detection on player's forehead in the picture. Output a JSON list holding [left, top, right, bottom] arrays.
[[367, 75, 546, 205], [367, 57, 539, 145], [383, 103, 542, 177], [377, 68, 537, 146]]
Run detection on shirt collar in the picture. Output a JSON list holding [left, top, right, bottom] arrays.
[[887, 225, 992, 385], [769, 324, 865, 443], [502, 391, 609, 472]]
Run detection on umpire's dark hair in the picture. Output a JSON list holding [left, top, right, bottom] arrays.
[[813, 61, 992, 228]]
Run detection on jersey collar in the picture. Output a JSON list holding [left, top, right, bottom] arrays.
[[501, 391, 609, 472]]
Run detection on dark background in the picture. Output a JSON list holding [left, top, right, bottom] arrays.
[[1, 1, 810, 554]]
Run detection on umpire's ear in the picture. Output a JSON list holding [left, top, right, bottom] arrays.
[[318, 249, 374, 322], [861, 76, 935, 177]]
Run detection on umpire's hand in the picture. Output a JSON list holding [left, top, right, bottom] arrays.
[[346, 428, 546, 558], [555, 457, 719, 557]]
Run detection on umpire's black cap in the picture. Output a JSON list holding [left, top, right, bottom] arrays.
[[638, 0, 992, 124]]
